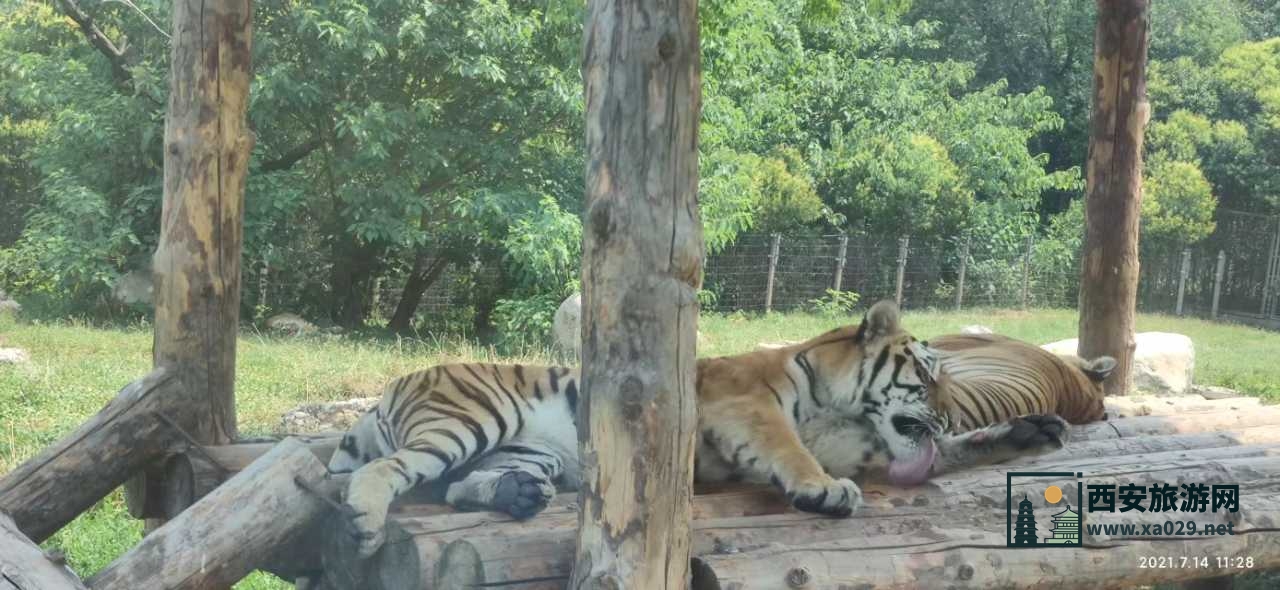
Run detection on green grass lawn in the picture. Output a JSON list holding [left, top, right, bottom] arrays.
[[3, 308, 1279, 588]]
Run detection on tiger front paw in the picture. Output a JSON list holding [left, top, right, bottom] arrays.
[[996, 414, 1068, 456], [341, 496, 390, 559], [787, 477, 862, 517]]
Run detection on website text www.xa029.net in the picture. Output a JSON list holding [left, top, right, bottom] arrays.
[[1087, 520, 1236, 537]]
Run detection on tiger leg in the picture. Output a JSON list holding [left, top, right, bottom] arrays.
[[344, 447, 451, 558], [704, 406, 861, 517], [444, 443, 564, 518], [932, 414, 1067, 475]]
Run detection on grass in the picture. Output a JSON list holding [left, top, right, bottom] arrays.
[[2, 308, 1279, 588]]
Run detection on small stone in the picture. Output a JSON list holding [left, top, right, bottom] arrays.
[[0, 348, 29, 365], [278, 397, 378, 433], [265, 312, 318, 336], [959, 325, 993, 335]]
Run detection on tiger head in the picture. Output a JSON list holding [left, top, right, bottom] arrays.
[[806, 300, 950, 485]]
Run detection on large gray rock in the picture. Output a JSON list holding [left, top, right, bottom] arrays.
[[0, 290, 19, 316], [0, 348, 29, 365], [1041, 332, 1195, 395], [278, 397, 378, 434], [112, 269, 153, 305], [265, 312, 318, 336], [552, 293, 582, 357]]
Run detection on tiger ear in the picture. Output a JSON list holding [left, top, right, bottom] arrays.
[[855, 300, 900, 342], [1082, 356, 1117, 383]]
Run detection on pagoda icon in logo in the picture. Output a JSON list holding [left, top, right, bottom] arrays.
[[1012, 494, 1039, 546], [1042, 502, 1081, 545]]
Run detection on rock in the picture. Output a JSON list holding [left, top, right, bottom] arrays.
[[1191, 385, 1243, 400], [552, 292, 703, 358], [265, 312, 318, 335], [960, 325, 994, 335], [112, 269, 153, 306], [552, 293, 582, 357], [1040, 332, 1195, 395], [278, 397, 378, 434], [0, 290, 19, 316], [757, 340, 801, 350], [0, 348, 30, 364]]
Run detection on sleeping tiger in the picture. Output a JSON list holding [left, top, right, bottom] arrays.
[[329, 301, 1069, 557], [930, 333, 1115, 431]]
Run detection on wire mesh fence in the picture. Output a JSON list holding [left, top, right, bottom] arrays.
[[352, 208, 1280, 331]]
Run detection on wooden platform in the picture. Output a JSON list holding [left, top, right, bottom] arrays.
[[236, 395, 1279, 589]]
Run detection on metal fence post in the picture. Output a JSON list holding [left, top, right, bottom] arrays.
[[1020, 234, 1034, 310], [764, 233, 780, 313], [1175, 248, 1191, 316], [833, 234, 848, 292], [955, 237, 969, 311], [894, 236, 909, 307], [1264, 218, 1280, 318], [1212, 250, 1226, 320]]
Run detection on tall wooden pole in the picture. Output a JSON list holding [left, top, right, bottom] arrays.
[[573, 0, 702, 585], [130, 0, 253, 519], [1078, 0, 1150, 395]]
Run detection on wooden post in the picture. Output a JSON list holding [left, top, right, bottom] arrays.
[[0, 369, 185, 543], [132, 0, 254, 519], [1020, 234, 1034, 310], [574, 0, 703, 585], [1176, 248, 1191, 316], [89, 439, 340, 590], [1078, 0, 1150, 395], [764, 233, 780, 312], [955, 237, 969, 311], [0, 512, 88, 590], [1211, 250, 1226, 320], [833, 234, 848, 292], [894, 236, 909, 306]]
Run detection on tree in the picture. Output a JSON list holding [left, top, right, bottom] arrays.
[[572, 0, 702, 586], [1079, 0, 1151, 396]]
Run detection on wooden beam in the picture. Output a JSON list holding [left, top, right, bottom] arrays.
[[89, 439, 339, 590], [316, 445, 1280, 588], [0, 369, 182, 542], [0, 512, 88, 590], [134, 0, 254, 520], [1078, 0, 1151, 394], [575, 0, 703, 585]]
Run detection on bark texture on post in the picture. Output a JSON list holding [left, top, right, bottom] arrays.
[[1078, 0, 1150, 395], [134, 0, 254, 519], [574, 0, 703, 585], [0, 369, 182, 543]]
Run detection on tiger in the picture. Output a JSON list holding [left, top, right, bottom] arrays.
[[928, 332, 1116, 431], [329, 301, 1070, 558]]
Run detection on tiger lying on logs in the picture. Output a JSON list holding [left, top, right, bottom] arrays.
[[330, 301, 1076, 557]]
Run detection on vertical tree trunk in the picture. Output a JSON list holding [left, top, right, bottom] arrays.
[[572, 0, 703, 585], [1078, 0, 1150, 395], [387, 252, 449, 333], [135, 0, 253, 520]]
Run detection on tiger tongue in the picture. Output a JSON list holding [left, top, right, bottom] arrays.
[[887, 438, 938, 487]]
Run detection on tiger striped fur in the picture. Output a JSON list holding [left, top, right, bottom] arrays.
[[329, 301, 1070, 558], [930, 333, 1115, 431]]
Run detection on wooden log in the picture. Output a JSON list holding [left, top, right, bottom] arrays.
[[133, 0, 254, 521], [0, 369, 184, 542], [1071, 407, 1280, 440], [0, 512, 88, 590], [1078, 0, 1151, 395], [89, 438, 339, 590], [319, 447, 1280, 588], [575, 0, 703, 584], [1008, 426, 1280, 465]]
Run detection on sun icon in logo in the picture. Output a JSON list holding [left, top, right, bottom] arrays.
[[1044, 484, 1063, 504]]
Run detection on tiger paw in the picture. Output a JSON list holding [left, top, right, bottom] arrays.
[[996, 414, 1068, 455], [340, 500, 388, 559], [491, 471, 555, 519], [787, 477, 862, 517]]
